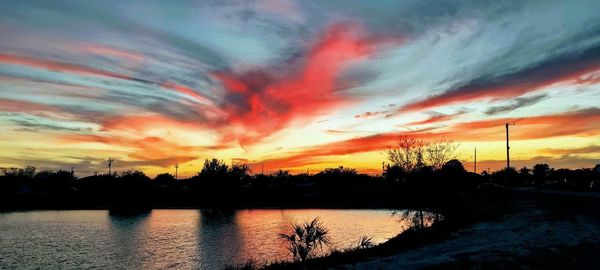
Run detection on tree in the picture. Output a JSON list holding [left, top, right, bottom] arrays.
[[1, 166, 36, 179], [386, 136, 459, 172], [519, 167, 531, 176], [273, 169, 291, 179], [279, 218, 331, 262], [425, 139, 460, 170], [199, 159, 228, 179], [155, 173, 175, 185], [385, 136, 426, 172], [441, 159, 465, 174], [229, 163, 250, 181], [518, 167, 532, 186], [383, 164, 405, 183], [533, 163, 550, 184], [317, 166, 358, 178]]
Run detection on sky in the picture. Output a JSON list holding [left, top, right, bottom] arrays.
[[1, 0, 600, 177]]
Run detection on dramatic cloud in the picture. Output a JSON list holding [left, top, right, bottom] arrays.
[[213, 22, 392, 145], [1, 1, 600, 174]]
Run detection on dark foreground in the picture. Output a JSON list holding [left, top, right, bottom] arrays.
[[258, 191, 600, 270]]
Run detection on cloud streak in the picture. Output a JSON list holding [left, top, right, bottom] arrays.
[[485, 94, 548, 115]]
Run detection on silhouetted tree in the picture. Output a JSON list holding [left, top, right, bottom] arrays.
[[491, 167, 519, 187], [518, 167, 532, 186], [273, 169, 292, 179], [279, 218, 331, 262], [386, 136, 460, 171], [199, 159, 228, 179], [383, 164, 406, 184], [1, 166, 36, 179], [155, 173, 175, 185], [386, 136, 425, 172], [533, 163, 551, 185], [425, 139, 460, 170]]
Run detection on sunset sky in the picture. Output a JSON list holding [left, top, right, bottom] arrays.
[[1, 0, 599, 177]]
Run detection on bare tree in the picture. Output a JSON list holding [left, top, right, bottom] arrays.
[[385, 136, 426, 172], [386, 136, 460, 171], [425, 138, 460, 170]]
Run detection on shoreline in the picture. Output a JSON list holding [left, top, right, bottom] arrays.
[[235, 191, 600, 269]]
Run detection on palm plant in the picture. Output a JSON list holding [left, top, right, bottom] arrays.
[[357, 235, 374, 249], [279, 217, 331, 261]]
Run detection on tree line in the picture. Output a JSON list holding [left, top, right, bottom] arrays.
[[1, 136, 599, 210]]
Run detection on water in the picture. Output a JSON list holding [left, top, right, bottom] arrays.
[[0, 209, 409, 269]]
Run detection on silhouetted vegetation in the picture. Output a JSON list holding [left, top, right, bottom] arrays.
[[279, 217, 331, 262], [1, 142, 599, 211]]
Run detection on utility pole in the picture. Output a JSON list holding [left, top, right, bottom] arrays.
[[107, 158, 114, 176], [505, 123, 515, 170], [261, 162, 264, 175], [474, 147, 477, 174], [174, 164, 179, 180]]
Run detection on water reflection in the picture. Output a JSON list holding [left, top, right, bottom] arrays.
[[198, 210, 243, 268], [1, 209, 406, 269], [107, 210, 152, 268]]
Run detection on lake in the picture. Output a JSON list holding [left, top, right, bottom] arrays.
[[0, 209, 410, 269]]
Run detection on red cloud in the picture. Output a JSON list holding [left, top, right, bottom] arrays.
[[256, 129, 448, 171], [213, 22, 387, 146]]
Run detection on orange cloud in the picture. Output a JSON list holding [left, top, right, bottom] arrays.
[[449, 108, 600, 141], [256, 129, 448, 170], [253, 108, 600, 171], [60, 134, 198, 166], [214, 22, 389, 146]]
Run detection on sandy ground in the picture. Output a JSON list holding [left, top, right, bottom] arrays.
[[340, 195, 600, 269]]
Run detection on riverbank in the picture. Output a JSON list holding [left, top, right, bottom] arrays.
[[233, 190, 600, 269], [340, 192, 600, 269]]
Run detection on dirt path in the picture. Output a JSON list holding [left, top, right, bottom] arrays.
[[340, 196, 600, 269]]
